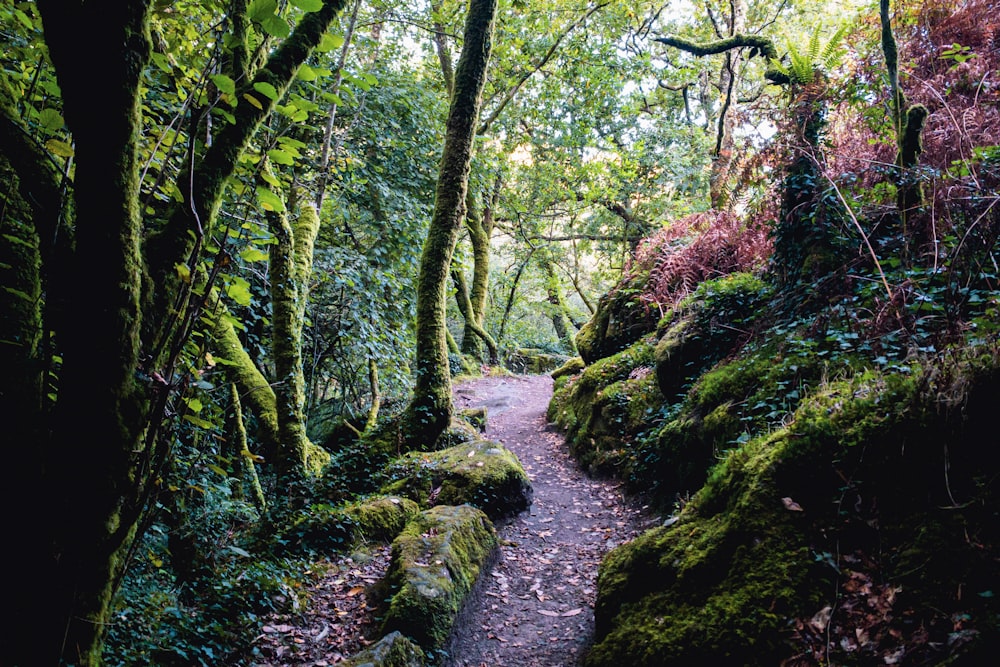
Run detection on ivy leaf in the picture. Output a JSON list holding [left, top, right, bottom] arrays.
[[210, 73, 236, 95], [38, 108, 64, 134], [317, 33, 345, 52], [290, 0, 323, 12], [296, 63, 318, 81], [240, 247, 270, 263], [248, 0, 277, 23], [261, 15, 290, 38], [253, 81, 280, 101], [226, 276, 254, 306]]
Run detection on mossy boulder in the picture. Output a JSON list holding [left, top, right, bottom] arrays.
[[380, 440, 532, 520], [381, 505, 499, 652], [433, 417, 481, 449], [457, 406, 487, 433], [340, 631, 424, 667], [576, 271, 659, 364], [586, 362, 1000, 665], [551, 356, 585, 386], [655, 273, 767, 399], [547, 334, 658, 471], [504, 348, 571, 374], [275, 496, 420, 554]]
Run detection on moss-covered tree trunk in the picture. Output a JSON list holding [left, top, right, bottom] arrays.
[[881, 0, 928, 251], [22, 4, 152, 664], [542, 253, 578, 355], [460, 178, 498, 359], [403, 0, 498, 449], [267, 191, 322, 488]]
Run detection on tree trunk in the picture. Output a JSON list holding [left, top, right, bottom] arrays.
[[24, 3, 152, 663], [267, 192, 323, 487], [403, 0, 498, 449]]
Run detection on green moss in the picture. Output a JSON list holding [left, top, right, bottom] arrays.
[[547, 335, 657, 469], [381, 505, 499, 651], [341, 496, 422, 543], [436, 417, 481, 448], [575, 271, 660, 364], [551, 356, 585, 384], [274, 496, 420, 554], [655, 273, 767, 399], [457, 407, 487, 433], [380, 440, 532, 520], [340, 631, 425, 667], [589, 356, 1000, 665]]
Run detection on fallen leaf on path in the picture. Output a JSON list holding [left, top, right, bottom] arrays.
[[561, 608, 583, 616], [537, 609, 560, 617]]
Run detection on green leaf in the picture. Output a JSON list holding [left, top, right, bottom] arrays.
[[183, 414, 216, 429], [261, 15, 290, 38], [228, 545, 252, 558], [226, 276, 254, 306], [291, 0, 323, 12], [38, 108, 64, 133], [267, 148, 295, 165], [240, 247, 270, 263], [45, 139, 74, 158], [260, 169, 281, 188], [296, 63, 318, 81], [242, 93, 264, 109], [210, 73, 236, 95], [207, 464, 229, 477], [317, 33, 345, 52], [253, 81, 280, 100], [257, 187, 286, 213], [248, 0, 277, 23], [185, 397, 204, 413], [13, 8, 33, 30]]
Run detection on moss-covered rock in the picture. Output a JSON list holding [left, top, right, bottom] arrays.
[[457, 406, 487, 433], [551, 356, 585, 385], [381, 505, 499, 652], [654, 272, 767, 399], [380, 440, 532, 520], [586, 361, 1000, 666], [504, 348, 571, 374], [575, 271, 659, 364], [275, 496, 420, 554], [547, 335, 659, 472], [433, 418, 481, 449], [340, 630, 424, 667]]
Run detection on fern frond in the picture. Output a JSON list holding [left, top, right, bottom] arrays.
[[808, 23, 822, 64], [821, 23, 849, 70]]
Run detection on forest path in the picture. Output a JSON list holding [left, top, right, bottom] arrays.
[[444, 374, 650, 667]]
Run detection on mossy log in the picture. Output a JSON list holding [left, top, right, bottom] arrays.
[[381, 505, 499, 651], [381, 439, 532, 520]]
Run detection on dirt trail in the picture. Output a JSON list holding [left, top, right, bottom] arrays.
[[446, 374, 651, 667]]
